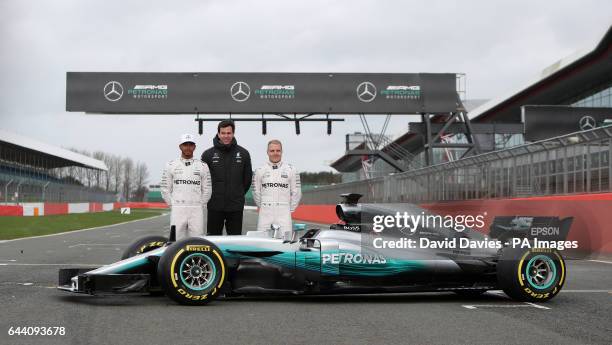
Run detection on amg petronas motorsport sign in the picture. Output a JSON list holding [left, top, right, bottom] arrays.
[[66, 72, 458, 114]]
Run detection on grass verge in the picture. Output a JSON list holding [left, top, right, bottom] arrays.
[[0, 209, 165, 240]]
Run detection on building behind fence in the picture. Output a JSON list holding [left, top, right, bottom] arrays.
[[302, 126, 612, 204]]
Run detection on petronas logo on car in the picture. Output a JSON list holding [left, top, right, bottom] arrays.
[[322, 253, 387, 265]]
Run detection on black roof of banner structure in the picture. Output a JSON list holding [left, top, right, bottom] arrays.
[[66, 72, 459, 114]]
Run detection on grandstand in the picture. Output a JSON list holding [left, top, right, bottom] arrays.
[[0, 129, 114, 203]]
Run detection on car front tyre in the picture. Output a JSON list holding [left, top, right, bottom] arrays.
[[158, 238, 226, 305]]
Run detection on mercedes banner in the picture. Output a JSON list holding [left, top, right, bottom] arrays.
[[66, 72, 458, 114], [522, 105, 612, 141]]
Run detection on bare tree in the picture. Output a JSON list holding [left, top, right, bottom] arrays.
[[113, 155, 122, 195], [48, 148, 151, 202], [122, 158, 134, 201], [92, 151, 105, 189], [133, 162, 150, 201]]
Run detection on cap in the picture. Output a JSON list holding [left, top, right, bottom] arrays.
[[180, 133, 196, 145]]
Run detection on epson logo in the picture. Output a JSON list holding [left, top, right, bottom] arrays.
[[261, 183, 289, 188], [174, 179, 201, 185], [322, 253, 386, 265], [530, 227, 560, 236]]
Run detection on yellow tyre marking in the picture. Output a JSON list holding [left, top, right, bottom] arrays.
[[517, 251, 530, 287], [554, 251, 565, 286], [212, 249, 225, 289], [170, 248, 185, 288]]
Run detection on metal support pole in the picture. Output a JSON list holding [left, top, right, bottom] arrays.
[[609, 139, 612, 191], [586, 142, 591, 192], [4, 180, 13, 204], [423, 113, 433, 166], [563, 145, 568, 194], [42, 181, 50, 202], [16, 180, 23, 204], [512, 155, 517, 197]]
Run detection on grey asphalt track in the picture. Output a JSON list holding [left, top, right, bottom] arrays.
[[0, 210, 611, 345]]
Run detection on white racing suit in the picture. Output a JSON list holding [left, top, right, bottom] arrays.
[[252, 161, 301, 238], [161, 157, 212, 240]]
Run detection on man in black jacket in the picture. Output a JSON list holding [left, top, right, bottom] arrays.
[[201, 120, 252, 235]]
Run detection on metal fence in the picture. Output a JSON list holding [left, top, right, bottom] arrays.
[[302, 126, 612, 204], [0, 175, 116, 203]]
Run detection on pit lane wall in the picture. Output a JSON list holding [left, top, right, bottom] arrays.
[[291, 193, 612, 254], [0, 202, 168, 216]]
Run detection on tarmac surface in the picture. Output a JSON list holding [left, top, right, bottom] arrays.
[[1, 210, 611, 345]]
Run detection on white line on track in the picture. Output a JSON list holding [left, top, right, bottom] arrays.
[[67, 243, 125, 248], [0, 214, 167, 244], [525, 302, 551, 310], [1, 282, 58, 289], [588, 259, 612, 264], [0, 263, 102, 266], [488, 289, 612, 294], [462, 302, 550, 310], [133, 228, 160, 232], [560, 289, 612, 293]]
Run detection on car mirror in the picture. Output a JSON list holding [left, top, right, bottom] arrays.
[[270, 223, 281, 238]]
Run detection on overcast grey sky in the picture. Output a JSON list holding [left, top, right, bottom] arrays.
[[1, 0, 610, 183]]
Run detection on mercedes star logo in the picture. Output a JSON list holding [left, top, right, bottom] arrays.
[[579, 115, 596, 131], [356, 81, 377, 102], [230, 81, 251, 102], [103, 81, 124, 102]]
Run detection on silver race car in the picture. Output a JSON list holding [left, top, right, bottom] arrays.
[[58, 194, 571, 305]]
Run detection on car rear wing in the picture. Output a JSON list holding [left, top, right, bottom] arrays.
[[489, 216, 573, 242]]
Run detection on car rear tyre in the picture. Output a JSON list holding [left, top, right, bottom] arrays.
[[158, 237, 226, 305], [497, 246, 566, 302]]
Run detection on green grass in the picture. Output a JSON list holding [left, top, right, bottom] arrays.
[[0, 209, 165, 240]]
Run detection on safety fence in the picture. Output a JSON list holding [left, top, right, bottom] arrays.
[[0, 201, 168, 216], [302, 126, 612, 204]]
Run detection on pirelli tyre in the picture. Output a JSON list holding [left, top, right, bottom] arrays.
[[158, 237, 226, 305], [497, 247, 566, 302], [121, 235, 168, 260]]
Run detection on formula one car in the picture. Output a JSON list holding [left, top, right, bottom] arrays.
[[58, 194, 571, 305]]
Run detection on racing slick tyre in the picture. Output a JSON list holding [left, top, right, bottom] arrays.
[[497, 246, 566, 302], [121, 235, 168, 260], [158, 237, 226, 305], [121, 235, 168, 296]]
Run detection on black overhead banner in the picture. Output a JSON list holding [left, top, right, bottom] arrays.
[[522, 105, 612, 141], [66, 72, 458, 114]]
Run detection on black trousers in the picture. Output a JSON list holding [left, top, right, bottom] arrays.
[[207, 209, 244, 235]]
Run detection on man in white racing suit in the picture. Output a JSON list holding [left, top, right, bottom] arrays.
[[161, 134, 212, 240], [252, 140, 301, 238]]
